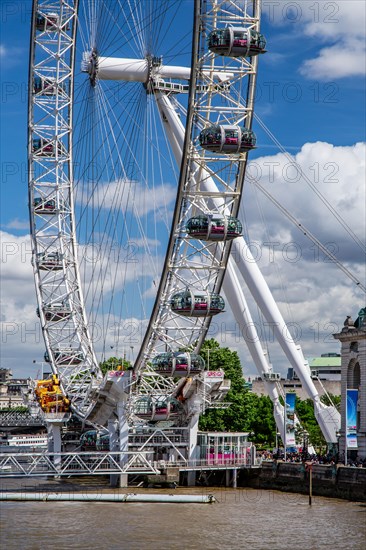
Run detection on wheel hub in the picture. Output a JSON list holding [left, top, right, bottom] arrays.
[[81, 48, 98, 87]]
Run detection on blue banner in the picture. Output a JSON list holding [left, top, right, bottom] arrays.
[[285, 392, 296, 446], [346, 389, 358, 449]]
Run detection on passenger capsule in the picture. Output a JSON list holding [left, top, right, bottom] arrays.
[[33, 197, 57, 214], [199, 125, 256, 154], [32, 138, 65, 157], [37, 302, 71, 322], [44, 349, 84, 366], [186, 215, 242, 241], [33, 76, 65, 95], [152, 352, 205, 377], [134, 396, 181, 421], [37, 251, 63, 271], [171, 290, 225, 317], [208, 27, 266, 57], [80, 430, 97, 450], [36, 12, 69, 32]]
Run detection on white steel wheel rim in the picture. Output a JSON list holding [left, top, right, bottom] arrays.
[[29, 0, 262, 421]]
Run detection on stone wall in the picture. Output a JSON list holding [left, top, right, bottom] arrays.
[[251, 379, 340, 400], [255, 461, 366, 501]]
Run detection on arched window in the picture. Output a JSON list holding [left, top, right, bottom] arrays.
[[350, 341, 358, 352]]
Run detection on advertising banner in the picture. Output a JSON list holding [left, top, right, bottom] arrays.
[[346, 389, 358, 449], [285, 392, 296, 446]]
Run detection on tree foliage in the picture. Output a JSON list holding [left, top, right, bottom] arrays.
[[295, 397, 327, 452], [99, 356, 131, 375], [320, 392, 341, 410], [198, 339, 276, 444], [197, 339, 339, 452]]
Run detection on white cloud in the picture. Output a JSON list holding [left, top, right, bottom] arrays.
[[245, 141, 366, 258], [300, 41, 366, 79], [1, 142, 364, 380], [77, 178, 177, 218], [300, 1, 366, 79], [234, 141, 365, 375], [0, 45, 5, 57], [263, 0, 366, 79], [4, 218, 30, 230], [0, 232, 43, 374]]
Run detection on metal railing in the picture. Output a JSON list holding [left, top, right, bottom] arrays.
[[0, 451, 160, 477], [0, 452, 259, 477], [0, 410, 45, 427]]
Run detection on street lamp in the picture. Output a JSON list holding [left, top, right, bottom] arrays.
[[336, 430, 341, 463], [275, 431, 281, 458], [33, 359, 46, 379], [302, 430, 309, 461]]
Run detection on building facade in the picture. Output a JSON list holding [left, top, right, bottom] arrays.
[[309, 353, 341, 381], [333, 308, 366, 462]]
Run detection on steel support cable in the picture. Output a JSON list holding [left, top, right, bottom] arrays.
[[106, 90, 166, 277], [251, 181, 295, 325], [91, 87, 145, 336], [254, 113, 366, 254], [73, 84, 134, 343], [247, 175, 366, 293]]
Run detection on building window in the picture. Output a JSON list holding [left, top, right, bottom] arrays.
[[350, 342, 358, 352]]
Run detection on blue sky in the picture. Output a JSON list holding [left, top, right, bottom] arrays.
[[0, 1, 365, 379]]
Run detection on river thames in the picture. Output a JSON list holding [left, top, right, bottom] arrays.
[[0, 480, 365, 550]]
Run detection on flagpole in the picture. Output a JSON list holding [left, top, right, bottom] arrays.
[[284, 396, 287, 462]]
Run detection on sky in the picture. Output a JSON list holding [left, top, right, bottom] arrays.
[[0, 0, 365, 381]]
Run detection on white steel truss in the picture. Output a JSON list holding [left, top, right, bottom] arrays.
[[29, 0, 262, 425]]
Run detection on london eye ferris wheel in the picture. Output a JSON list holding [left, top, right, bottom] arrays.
[[28, 0, 341, 446]]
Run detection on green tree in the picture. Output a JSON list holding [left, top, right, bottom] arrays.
[[246, 394, 277, 447], [295, 397, 326, 453], [198, 339, 260, 434], [99, 356, 131, 375], [320, 393, 341, 410]]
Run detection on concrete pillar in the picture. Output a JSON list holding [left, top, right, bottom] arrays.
[[47, 422, 62, 469], [106, 372, 132, 487], [225, 469, 230, 487], [233, 468, 238, 488], [108, 418, 119, 487], [187, 470, 196, 487], [118, 401, 129, 487]]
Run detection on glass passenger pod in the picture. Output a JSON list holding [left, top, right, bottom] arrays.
[[33, 197, 57, 214], [37, 302, 72, 322], [80, 430, 97, 450], [36, 251, 64, 271], [186, 215, 242, 241], [80, 431, 109, 451], [44, 349, 84, 366], [199, 125, 256, 154], [170, 290, 225, 317], [208, 27, 266, 57], [32, 138, 66, 157], [134, 396, 182, 421], [33, 76, 65, 96], [152, 352, 205, 377], [36, 12, 70, 32]]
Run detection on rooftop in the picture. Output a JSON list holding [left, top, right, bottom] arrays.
[[309, 357, 341, 368]]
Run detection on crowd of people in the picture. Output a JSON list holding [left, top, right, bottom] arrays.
[[258, 449, 366, 467]]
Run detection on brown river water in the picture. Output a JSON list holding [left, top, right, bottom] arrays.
[[0, 478, 365, 549]]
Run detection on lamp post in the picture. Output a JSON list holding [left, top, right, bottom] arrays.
[[275, 431, 280, 458], [248, 432, 254, 465], [206, 348, 210, 370], [336, 430, 341, 463], [130, 346, 134, 364], [302, 430, 309, 461], [33, 360, 46, 379]]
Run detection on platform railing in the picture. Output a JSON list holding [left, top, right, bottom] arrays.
[[0, 450, 260, 477], [0, 450, 160, 477]]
